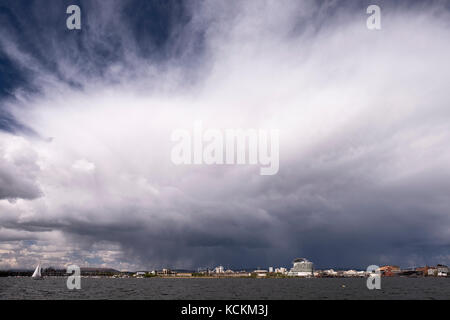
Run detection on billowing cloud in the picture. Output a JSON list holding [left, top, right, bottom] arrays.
[[0, 0, 449, 270], [0, 133, 41, 200]]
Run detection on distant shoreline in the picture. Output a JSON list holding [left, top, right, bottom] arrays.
[[2, 275, 448, 279]]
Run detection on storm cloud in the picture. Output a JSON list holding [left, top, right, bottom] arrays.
[[0, 0, 449, 271]]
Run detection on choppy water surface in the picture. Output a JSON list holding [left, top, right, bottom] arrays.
[[0, 277, 449, 300]]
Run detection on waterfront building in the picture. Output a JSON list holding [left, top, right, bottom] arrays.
[[214, 266, 225, 274], [415, 266, 428, 276], [437, 264, 448, 277], [134, 271, 146, 277], [253, 269, 268, 277], [343, 270, 358, 277], [256, 273, 267, 277], [427, 267, 438, 276], [323, 269, 338, 277], [269, 267, 274, 273], [159, 268, 173, 275], [342, 270, 365, 277], [253, 269, 268, 274], [176, 272, 193, 277], [357, 271, 366, 277], [379, 265, 400, 277], [287, 258, 314, 277], [275, 267, 287, 274]]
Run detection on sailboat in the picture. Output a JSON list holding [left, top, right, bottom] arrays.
[[32, 262, 43, 280]]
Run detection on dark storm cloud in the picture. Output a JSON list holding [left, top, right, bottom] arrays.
[[0, 0, 198, 102], [0, 0, 450, 270], [0, 134, 41, 200], [0, 170, 41, 200]]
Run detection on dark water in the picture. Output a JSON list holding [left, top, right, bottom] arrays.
[[0, 277, 449, 300]]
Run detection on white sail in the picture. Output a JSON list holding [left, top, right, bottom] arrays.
[[32, 263, 42, 279]]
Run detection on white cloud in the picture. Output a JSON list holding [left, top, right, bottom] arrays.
[[72, 159, 96, 172]]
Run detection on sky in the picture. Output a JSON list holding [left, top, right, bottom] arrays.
[[0, 0, 449, 271]]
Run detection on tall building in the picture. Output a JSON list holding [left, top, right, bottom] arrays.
[[214, 266, 224, 274], [287, 258, 314, 277]]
